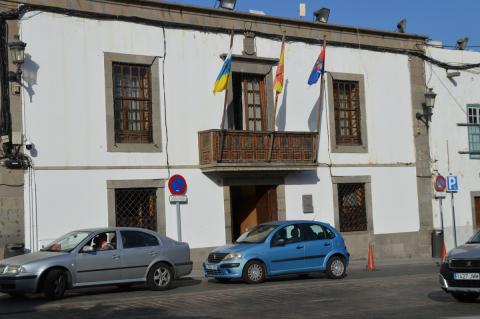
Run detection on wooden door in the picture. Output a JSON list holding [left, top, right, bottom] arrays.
[[475, 197, 480, 229], [256, 185, 278, 224]]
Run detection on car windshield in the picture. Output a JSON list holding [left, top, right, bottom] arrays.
[[41, 231, 91, 252], [467, 231, 480, 244], [235, 225, 278, 244]]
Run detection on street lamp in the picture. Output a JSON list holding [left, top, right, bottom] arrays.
[[218, 0, 236, 10], [7, 35, 26, 85], [416, 88, 437, 127], [314, 8, 330, 23]]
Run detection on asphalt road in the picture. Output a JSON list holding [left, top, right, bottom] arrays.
[[0, 262, 479, 319]]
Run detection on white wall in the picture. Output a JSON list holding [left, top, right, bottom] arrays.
[[427, 47, 480, 250], [19, 11, 422, 250]]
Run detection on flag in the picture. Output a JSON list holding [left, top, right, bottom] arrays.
[[307, 46, 326, 85], [213, 52, 232, 94], [273, 39, 285, 94]]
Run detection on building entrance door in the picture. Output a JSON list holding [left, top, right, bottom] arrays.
[[230, 185, 278, 241], [475, 197, 480, 229]]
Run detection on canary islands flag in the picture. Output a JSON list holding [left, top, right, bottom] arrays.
[[213, 52, 232, 94], [307, 46, 326, 85]]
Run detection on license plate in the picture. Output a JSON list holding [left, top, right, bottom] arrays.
[[454, 273, 480, 280], [205, 264, 218, 270]]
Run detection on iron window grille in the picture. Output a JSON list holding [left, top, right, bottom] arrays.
[[333, 80, 362, 145], [467, 105, 480, 159], [115, 188, 157, 231], [337, 183, 367, 232], [113, 62, 153, 144]]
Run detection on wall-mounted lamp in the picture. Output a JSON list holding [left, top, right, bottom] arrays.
[[457, 37, 468, 50], [217, 0, 236, 10], [416, 88, 437, 127], [7, 35, 26, 85], [397, 19, 406, 33], [313, 8, 330, 23]]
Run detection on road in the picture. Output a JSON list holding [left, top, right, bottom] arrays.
[[0, 261, 479, 318]]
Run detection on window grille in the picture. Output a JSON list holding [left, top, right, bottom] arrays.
[[337, 183, 367, 232], [467, 105, 480, 159], [333, 80, 362, 145], [115, 188, 157, 231], [113, 63, 153, 143]]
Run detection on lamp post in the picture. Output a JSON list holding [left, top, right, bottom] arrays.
[[416, 88, 436, 127], [7, 35, 26, 95]]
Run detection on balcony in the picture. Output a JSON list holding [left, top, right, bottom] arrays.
[[198, 130, 318, 173]]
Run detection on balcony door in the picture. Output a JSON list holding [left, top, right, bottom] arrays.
[[232, 73, 267, 131]]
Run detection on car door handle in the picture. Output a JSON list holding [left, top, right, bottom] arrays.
[[112, 254, 120, 260], [324, 242, 331, 246], [296, 245, 304, 249]]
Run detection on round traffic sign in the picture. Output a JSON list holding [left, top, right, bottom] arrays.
[[434, 175, 446, 192], [168, 174, 187, 195]]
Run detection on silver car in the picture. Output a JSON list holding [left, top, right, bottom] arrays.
[[0, 227, 193, 300]]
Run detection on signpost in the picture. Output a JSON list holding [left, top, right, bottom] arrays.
[[446, 175, 459, 247], [434, 175, 447, 240], [168, 175, 188, 242]]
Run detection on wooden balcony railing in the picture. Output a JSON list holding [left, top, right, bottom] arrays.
[[198, 130, 318, 167]]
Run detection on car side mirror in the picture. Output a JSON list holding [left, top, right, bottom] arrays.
[[272, 238, 286, 247], [81, 246, 94, 253]]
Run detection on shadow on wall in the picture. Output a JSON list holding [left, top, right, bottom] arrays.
[[22, 53, 40, 102], [285, 171, 320, 186], [308, 95, 322, 133], [275, 79, 288, 131]]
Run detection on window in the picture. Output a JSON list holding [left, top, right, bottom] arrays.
[[113, 63, 152, 144], [333, 80, 362, 145], [115, 188, 157, 231], [302, 224, 327, 241], [337, 183, 367, 232], [104, 53, 161, 153], [84, 232, 117, 251], [272, 224, 303, 245], [232, 73, 267, 131], [120, 231, 159, 249], [467, 105, 480, 159]]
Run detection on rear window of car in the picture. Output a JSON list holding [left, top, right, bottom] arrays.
[[120, 231, 159, 249]]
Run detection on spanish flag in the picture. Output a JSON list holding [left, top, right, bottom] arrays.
[[273, 38, 285, 95], [213, 52, 232, 94]]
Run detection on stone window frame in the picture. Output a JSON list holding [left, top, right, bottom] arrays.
[[471, 191, 480, 230], [104, 52, 162, 152], [224, 54, 278, 131], [107, 179, 166, 235], [332, 176, 373, 235], [327, 72, 368, 153]]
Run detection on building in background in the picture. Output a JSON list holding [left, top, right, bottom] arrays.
[[427, 46, 480, 250], [0, 0, 434, 262]]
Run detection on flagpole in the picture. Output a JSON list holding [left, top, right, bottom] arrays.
[[314, 35, 327, 162], [218, 29, 235, 162], [269, 33, 285, 161]]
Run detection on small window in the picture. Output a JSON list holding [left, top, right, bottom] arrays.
[[303, 224, 327, 241], [333, 80, 362, 145], [113, 62, 153, 144], [324, 227, 336, 239], [272, 224, 303, 245], [467, 105, 480, 159], [115, 188, 157, 231], [337, 183, 367, 232], [121, 231, 159, 249]]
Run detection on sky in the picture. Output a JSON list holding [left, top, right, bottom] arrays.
[[165, 0, 480, 50]]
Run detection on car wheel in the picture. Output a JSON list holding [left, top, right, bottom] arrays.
[[243, 260, 265, 284], [43, 269, 67, 300], [451, 292, 480, 303], [326, 256, 346, 279], [147, 263, 173, 291]]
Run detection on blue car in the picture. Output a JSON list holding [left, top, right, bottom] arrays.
[[203, 220, 350, 283]]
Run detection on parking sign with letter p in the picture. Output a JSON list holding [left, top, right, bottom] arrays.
[[446, 176, 459, 192]]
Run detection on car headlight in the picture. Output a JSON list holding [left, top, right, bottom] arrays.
[[223, 253, 242, 261], [3, 265, 26, 275]]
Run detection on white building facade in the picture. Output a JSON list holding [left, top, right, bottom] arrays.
[[427, 46, 480, 250], [0, 0, 434, 261]]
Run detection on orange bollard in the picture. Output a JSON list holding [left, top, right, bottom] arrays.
[[441, 242, 447, 263], [367, 243, 376, 271]]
